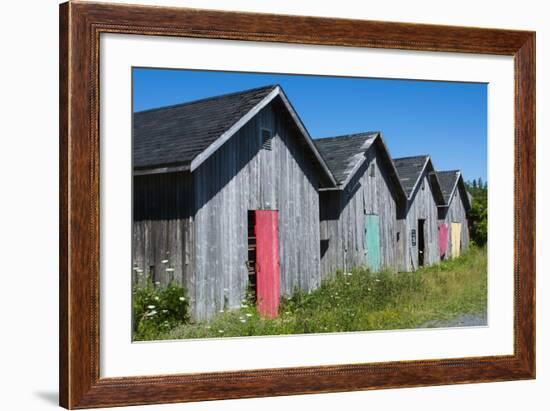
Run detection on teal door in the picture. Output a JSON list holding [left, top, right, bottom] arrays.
[[365, 214, 381, 272]]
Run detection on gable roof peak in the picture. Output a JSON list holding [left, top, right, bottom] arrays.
[[135, 84, 279, 115], [435, 170, 470, 208], [314, 132, 379, 186], [393, 155, 445, 204], [393, 154, 429, 163], [315, 132, 407, 202], [316, 131, 380, 141], [393, 156, 430, 198], [133, 84, 337, 186]]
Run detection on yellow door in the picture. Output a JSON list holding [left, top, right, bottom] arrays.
[[451, 223, 461, 258]]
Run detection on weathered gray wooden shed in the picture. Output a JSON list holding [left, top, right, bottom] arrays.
[[133, 85, 337, 320], [436, 170, 471, 259], [314, 133, 407, 276], [393, 156, 445, 272]]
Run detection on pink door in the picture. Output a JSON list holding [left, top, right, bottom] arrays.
[[254, 210, 280, 318], [438, 223, 449, 258]]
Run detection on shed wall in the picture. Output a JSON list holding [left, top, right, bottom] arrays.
[[132, 172, 195, 294], [193, 102, 321, 320], [399, 170, 440, 272], [319, 145, 399, 277], [439, 188, 470, 258]]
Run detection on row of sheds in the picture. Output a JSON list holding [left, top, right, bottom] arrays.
[[133, 85, 471, 320]]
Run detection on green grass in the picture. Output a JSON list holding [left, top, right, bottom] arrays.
[[139, 246, 487, 341]]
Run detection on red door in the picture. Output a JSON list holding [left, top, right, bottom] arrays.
[[254, 210, 280, 318]]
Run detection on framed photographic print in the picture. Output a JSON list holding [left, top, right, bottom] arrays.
[[59, 1, 535, 409]]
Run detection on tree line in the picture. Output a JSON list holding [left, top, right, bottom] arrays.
[[465, 178, 487, 246]]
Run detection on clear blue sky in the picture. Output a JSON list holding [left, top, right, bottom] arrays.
[[133, 68, 487, 182]]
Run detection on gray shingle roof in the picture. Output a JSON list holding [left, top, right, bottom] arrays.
[[435, 170, 460, 205], [133, 85, 277, 170], [314, 132, 379, 185], [393, 155, 430, 197], [314, 132, 407, 202], [436, 170, 471, 209]]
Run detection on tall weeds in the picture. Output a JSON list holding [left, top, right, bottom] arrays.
[[138, 246, 487, 341]]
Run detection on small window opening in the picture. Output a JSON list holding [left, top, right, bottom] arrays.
[[261, 128, 273, 150], [422, 178, 426, 191], [369, 163, 376, 178]]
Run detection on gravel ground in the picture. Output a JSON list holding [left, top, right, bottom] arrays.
[[420, 312, 487, 329]]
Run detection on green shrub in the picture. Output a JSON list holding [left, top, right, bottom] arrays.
[[132, 280, 190, 340]]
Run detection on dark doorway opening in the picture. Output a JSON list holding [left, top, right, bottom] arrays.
[[247, 210, 257, 302], [418, 219, 426, 267], [320, 239, 329, 259]]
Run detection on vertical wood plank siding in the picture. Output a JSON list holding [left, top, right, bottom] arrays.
[[193, 102, 321, 320], [319, 145, 399, 277], [439, 188, 470, 258], [132, 98, 468, 322], [132, 172, 194, 298], [399, 170, 440, 272]]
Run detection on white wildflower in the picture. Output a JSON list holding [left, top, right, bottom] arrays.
[[239, 319, 246, 323], [219, 309, 224, 313], [375, 278, 381, 282], [166, 268, 175, 272], [162, 309, 168, 313], [146, 310, 157, 316], [154, 296, 160, 301], [218, 330, 224, 333], [246, 313, 253, 317], [285, 311, 290, 315], [147, 305, 155, 309], [367, 288, 372, 291], [179, 296, 186, 301], [155, 281, 161, 285], [240, 304, 248, 308], [161, 259, 169, 264]]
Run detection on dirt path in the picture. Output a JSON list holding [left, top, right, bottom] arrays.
[[420, 312, 487, 329]]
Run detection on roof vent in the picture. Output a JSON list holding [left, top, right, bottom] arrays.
[[262, 128, 273, 151]]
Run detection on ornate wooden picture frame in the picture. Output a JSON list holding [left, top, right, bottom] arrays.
[[59, 1, 535, 408]]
